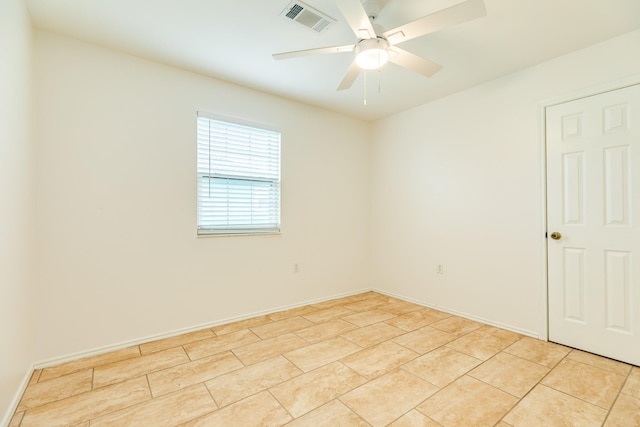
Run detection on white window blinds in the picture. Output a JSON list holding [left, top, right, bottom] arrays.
[[197, 113, 281, 235]]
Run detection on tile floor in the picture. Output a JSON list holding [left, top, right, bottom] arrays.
[[9, 291, 640, 426]]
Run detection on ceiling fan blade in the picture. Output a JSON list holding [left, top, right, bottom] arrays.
[[383, 0, 486, 45], [388, 47, 443, 78], [273, 45, 354, 60], [335, 0, 376, 40], [337, 61, 361, 91]]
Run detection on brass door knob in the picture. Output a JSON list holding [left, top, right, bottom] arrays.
[[550, 231, 562, 240]]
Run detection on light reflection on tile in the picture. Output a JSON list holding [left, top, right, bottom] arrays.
[[503, 384, 607, 426], [541, 358, 626, 408], [284, 336, 362, 372], [417, 375, 517, 427], [270, 362, 366, 418], [341, 369, 439, 427], [17, 369, 93, 411], [90, 384, 216, 427], [39, 346, 141, 382], [206, 356, 302, 407], [182, 391, 291, 427], [20, 377, 151, 427]]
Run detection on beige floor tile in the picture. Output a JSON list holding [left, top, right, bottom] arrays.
[[232, 332, 309, 365], [284, 399, 370, 426], [182, 391, 291, 427], [385, 309, 443, 331], [8, 411, 24, 427], [502, 384, 607, 427], [139, 329, 215, 354], [39, 346, 141, 382], [20, 376, 151, 427], [17, 369, 93, 411], [284, 336, 362, 372], [90, 384, 216, 427], [393, 326, 457, 354], [206, 355, 302, 407], [403, 347, 482, 388], [503, 336, 570, 368], [446, 326, 521, 361], [378, 300, 425, 315], [294, 319, 358, 343], [419, 307, 452, 320], [344, 291, 379, 302], [604, 393, 640, 426], [341, 369, 439, 427], [469, 352, 549, 397], [303, 306, 356, 323], [267, 305, 318, 321], [429, 316, 483, 336], [388, 410, 441, 427], [183, 328, 260, 360], [250, 316, 314, 339], [270, 362, 366, 418], [93, 346, 190, 389], [210, 315, 272, 336], [29, 370, 42, 385], [417, 375, 517, 427], [342, 340, 419, 379], [13, 292, 637, 427], [622, 367, 640, 398], [370, 295, 403, 304], [147, 351, 243, 397], [341, 322, 406, 348], [566, 349, 632, 376], [478, 325, 522, 341], [541, 358, 627, 408], [342, 309, 396, 327], [340, 297, 388, 312]]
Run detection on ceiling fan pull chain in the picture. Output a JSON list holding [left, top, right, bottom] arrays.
[[378, 68, 381, 94], [363, 70, 367, 106]]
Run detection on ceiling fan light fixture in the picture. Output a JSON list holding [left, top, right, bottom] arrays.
[[355, 38, 389, 70]]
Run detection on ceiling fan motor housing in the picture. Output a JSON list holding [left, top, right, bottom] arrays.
[[355, 37, 390, 69]]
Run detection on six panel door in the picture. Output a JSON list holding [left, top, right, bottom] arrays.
[[546, 84, 640, 366]]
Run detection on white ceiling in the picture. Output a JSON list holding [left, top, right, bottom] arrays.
[[25, 0, 640, 121]]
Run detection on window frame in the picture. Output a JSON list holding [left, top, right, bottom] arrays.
[[196, 111, 281, 237]]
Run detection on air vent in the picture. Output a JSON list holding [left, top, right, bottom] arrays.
[[281, 1, 335, 32]]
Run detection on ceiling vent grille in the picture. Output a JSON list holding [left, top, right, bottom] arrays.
[[281, 1, 335, 32]]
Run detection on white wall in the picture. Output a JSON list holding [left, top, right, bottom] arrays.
[[0, 0, 34, 422], [33, 31, 371, 362], [371, 29, 640, 337]]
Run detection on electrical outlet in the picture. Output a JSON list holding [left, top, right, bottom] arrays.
[[436, 264, 444, 274], [293, 263, 300, 273]]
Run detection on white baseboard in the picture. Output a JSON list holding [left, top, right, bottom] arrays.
[[372, 288, 541, 339], [34, 288, 372, 369], [1, 367, 33, 427]]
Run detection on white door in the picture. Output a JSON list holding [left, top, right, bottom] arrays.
[[546, 84, 640, 366]]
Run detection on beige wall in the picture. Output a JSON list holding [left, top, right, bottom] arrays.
[[32, 31, 371, 362], [371, 29, 640, 337], [0, 0, 35, 422]]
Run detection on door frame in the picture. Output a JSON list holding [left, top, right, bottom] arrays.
[[539, 73, 640, 342]]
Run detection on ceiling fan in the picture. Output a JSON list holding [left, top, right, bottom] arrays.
[[273, 0, 486, 90]]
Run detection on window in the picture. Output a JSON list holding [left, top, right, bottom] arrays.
[[197, 112, 281, 236]]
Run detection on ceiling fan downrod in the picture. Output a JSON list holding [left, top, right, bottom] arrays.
[[362, 0, 382, 20]]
